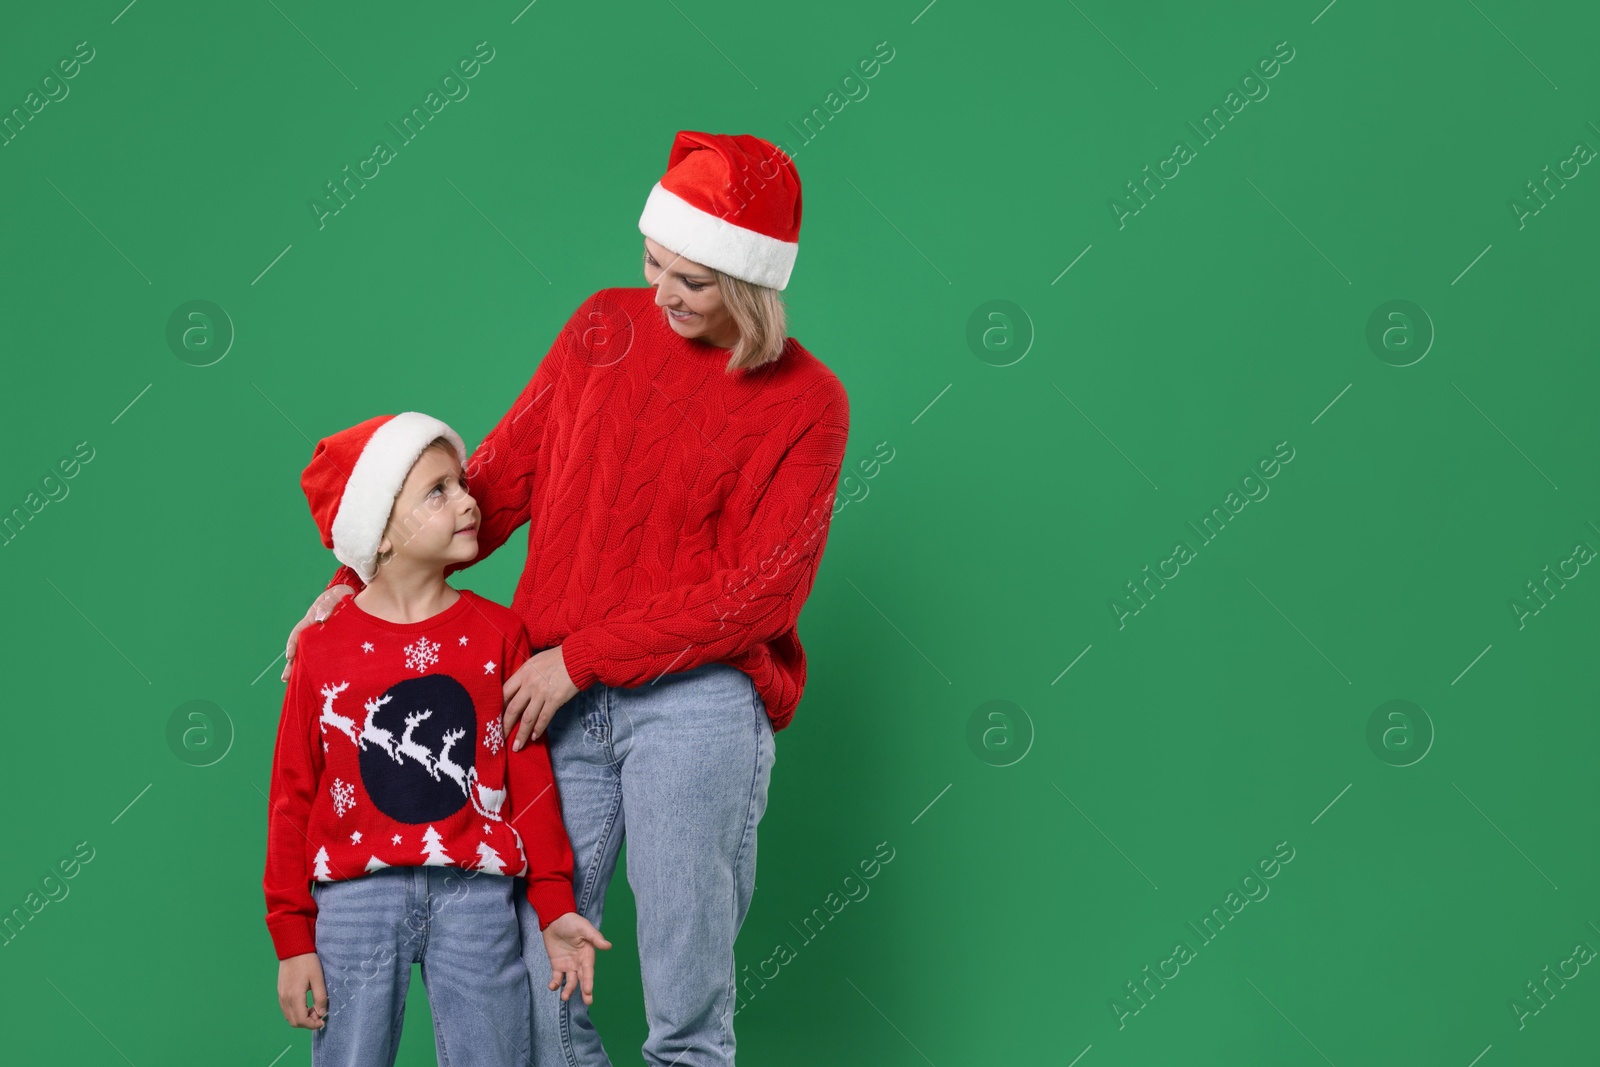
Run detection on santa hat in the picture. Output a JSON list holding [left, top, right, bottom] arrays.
[[638, 130, 802, 290], [301, 412, 468, 583]]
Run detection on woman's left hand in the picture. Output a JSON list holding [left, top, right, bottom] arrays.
[[502, 646, 579, 750]]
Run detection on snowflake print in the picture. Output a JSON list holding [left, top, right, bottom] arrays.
[[350, 830, 363, 844], [361, 642, 374, 653], [484, 660, 497, 675], [458, 635, 468, 646], [391, 833, 402, 845], [331, 778, 357, 818], [484, 718, 503, 755], [403, 635, 441, 673]]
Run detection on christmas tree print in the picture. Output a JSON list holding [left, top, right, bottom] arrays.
[[403, 636, 441, 673], [312, 847, 333, 881], [475, 841, 506, 875], [420, 825, 451, 866], [364, 856, 389, 872]]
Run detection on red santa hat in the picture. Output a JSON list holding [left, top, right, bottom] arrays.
[[300, 412, 467, 583], [638, 130, 802, 290]]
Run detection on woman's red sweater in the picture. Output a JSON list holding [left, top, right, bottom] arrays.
[[326, 287, 850, 732]]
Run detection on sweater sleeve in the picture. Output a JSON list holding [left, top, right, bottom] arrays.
[[322, 292, 595, 600], [503, 621, 579, 929], [559, 391, 849, 691], [263, 647, 325, 959]]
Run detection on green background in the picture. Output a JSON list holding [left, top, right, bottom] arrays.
[[3, 0, 1597, 1063]]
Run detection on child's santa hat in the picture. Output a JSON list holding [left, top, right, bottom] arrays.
[[300, 412, 467, 583], [638, 130, 802, 290]]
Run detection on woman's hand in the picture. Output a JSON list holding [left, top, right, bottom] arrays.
[[502, 646, 579, 750], [282, 585, 355, 682], [540, 912, 612, 1005], [277, 952, 328, 1028]]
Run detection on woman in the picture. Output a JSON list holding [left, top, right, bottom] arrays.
[[282, 129, 850, 1066]]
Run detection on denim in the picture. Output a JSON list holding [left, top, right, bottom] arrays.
[[518, 661, 776, 1066], [310, 864, 531, 1067]]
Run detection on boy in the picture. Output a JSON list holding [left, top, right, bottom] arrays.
[[264, 412, 610, 1066]]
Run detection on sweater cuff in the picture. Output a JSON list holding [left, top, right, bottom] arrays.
[[328, 564, 365, 595], [268, 915, 317, 960], [526, 877, 579, 931], [560, 631, 602, 692]]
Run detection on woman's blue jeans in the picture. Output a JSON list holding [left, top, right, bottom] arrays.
[[309, 865, 531, 1066], [519, 661, 777, 1067]]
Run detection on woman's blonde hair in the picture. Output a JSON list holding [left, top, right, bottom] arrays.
[[711, 268, 789, 373]]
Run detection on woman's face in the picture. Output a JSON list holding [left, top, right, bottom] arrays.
[[642, 237, 739, 349]]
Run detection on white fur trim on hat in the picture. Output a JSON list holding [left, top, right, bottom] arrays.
[[330, 412, 467, 582], [638, 182, 798, 290]]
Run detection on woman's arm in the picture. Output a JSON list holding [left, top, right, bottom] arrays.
[[558, 391, 850, 692], [284, 291, 601, 680]]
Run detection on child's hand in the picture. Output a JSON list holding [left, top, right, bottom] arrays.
[[541, 912, 613, 1006], [277, 952, 328, 1029]]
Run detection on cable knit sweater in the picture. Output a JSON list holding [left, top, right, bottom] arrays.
[[325, 287, 850, 732]]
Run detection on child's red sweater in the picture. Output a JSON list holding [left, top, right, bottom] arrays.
[[263, 589, 578, 960], [324, 287, 851, 733]]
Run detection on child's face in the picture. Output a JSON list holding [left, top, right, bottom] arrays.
[[374, 446, 479, 574]]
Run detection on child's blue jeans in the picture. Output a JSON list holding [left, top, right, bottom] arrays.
[[516, 660, 776, 1067], [309, 864, 530, 1066]]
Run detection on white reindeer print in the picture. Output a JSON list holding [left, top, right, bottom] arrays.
[[435, 728, 469, 795], [359, 694, 401, 761], [317, 682, 359, 745], [397, 709, 438, 778]]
